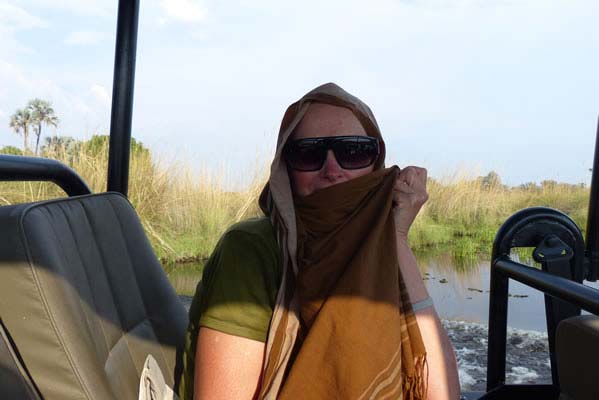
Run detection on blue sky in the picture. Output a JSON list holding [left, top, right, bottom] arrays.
[[1, 0, 598, 187]]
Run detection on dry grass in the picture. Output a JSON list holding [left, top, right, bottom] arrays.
[[1, 140, 268, 264], [411, 173, 590, 264], [1, 142, 590, 267]]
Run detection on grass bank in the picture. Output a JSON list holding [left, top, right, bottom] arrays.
[[1, 138, 590, 271]]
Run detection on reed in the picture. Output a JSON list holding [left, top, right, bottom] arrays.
[[413, 174, 590, 263], [1, 140, 590, 269]]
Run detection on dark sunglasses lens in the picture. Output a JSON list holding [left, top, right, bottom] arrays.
[[333, 138, 378, 169], [286, 142, 325, 171]]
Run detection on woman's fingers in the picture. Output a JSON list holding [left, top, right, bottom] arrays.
[[396, 180, 415, 193], [394, 167, 429, 209], [398, 166, 427, 189], [394, 182, 428, 207], [397, 167, 428, 193]]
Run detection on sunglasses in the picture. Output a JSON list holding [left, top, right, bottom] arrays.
[[284, 135, 380, 171]]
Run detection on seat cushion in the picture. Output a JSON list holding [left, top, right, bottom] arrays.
[[0, 193, 188, 400], [0, 319, 41, 400], [556, 314, 599, 400]]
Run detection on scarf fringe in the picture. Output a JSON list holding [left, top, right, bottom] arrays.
[[403, 355, 428, 400]]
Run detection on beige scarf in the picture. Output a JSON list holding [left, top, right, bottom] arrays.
[[258, 83, 426, 399]]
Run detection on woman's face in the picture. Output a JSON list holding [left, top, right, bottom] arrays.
[[288, 103, 375, 197]]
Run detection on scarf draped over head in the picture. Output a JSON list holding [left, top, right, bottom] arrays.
[[258, 83, 427, 399]]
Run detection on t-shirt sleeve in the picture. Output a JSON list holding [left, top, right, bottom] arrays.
[[197, 229, 279, 342]]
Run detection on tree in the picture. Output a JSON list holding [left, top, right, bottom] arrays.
[[41, 136, 80, 163], [519, 182, 539, 191], [0, 146, 23, 155], [28, 99, 59, 155], [42, 135, 77, 153], [541, 180, 558, 190], [84, 134, 149, 157], [481, 171, 502, 190], [9, 108, 34, 152]]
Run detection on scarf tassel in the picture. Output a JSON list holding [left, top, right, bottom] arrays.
[[402, 355, 428, 400]]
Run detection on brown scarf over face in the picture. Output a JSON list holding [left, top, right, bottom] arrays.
[[258, 83, 427, 399]]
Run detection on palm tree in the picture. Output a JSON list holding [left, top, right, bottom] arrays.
[[9, 108, 34, 152], [28, 99, 59, 155]]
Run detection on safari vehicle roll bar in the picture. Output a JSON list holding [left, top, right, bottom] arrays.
[[585, 118, 599, 281], [0, 155, 91, 196], [107, 0, 140, 197], [484, 119, 599, 399]]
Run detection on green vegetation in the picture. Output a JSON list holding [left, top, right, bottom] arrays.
[[0, 142, 590, 272], [413, 172, 589, 269], [0, 145, 23, 155], [0, 136, 266, 267]]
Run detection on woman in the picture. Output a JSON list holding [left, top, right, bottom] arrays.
[[179, 83, 460, 399]]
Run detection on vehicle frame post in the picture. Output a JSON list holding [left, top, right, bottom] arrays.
[[585, 117, 599, 281], [107, 0, 140, 196]]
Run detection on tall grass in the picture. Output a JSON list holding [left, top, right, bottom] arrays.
[[1, 142, 590, 269], [412, 173, 590, 265], [1, 140, 267, 267]]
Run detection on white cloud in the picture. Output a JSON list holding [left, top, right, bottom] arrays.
[[399, 0, 541, 8], [0, 60, 35, 94], [0, 3, 47, 55], [73, 98, 91, 113], [64, 30, 110, 46], [24, 0, 114, 17], [160, 0, 207, 23], [90, 84, 111, 106], [0, 3, 46, 31]]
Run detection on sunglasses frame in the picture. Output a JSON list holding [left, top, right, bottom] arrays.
[[284, 135, 380, 172]]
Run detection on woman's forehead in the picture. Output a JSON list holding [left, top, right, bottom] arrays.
[[292, 103, 367, 140]]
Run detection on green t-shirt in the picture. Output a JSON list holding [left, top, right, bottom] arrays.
[[179, 217, 281, 400]]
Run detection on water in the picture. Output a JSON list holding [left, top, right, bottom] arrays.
[[443, 320, 551, 391], [171, 253, 599, 391], [424, 256, 554, 332]]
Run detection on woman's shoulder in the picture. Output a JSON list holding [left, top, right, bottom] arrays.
[[223, 217, 276, 247], [213, 216, 282, 290]]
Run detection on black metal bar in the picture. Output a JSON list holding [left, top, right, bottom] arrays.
[[543, 267, 579, 386], [107, 0, 140, 196], [586, 116, 599, 281], [530, 235, 580, 386], [486, 256, 509, 391], [0, 155, 91, 197], [478, 384, 559, 400], [487, 207, 586, 393], [495, 258, 599, 315]]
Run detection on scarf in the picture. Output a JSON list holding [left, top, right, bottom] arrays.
[[258, 83, 427, 399]]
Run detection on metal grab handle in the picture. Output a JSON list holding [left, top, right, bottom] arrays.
[[586, 117, 599, 281], [0, 155, 92, 197]]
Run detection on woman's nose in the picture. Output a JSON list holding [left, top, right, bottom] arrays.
[[321, 150, 342, 176]]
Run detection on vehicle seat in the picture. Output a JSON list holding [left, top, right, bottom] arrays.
[[556, 314, 599, 400], [0, 192, 188, 400], [0, 319, 41, 399]]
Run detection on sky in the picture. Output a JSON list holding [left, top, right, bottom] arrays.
[[1, 0, 598, 187]]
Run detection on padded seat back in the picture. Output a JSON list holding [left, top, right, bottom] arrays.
[[0, 319, 41, 399], [556, 315, 599, 400], [0, 193, 188, 400]]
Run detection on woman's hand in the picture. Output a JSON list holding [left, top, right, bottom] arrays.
[[393, 166, 429, 241]]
